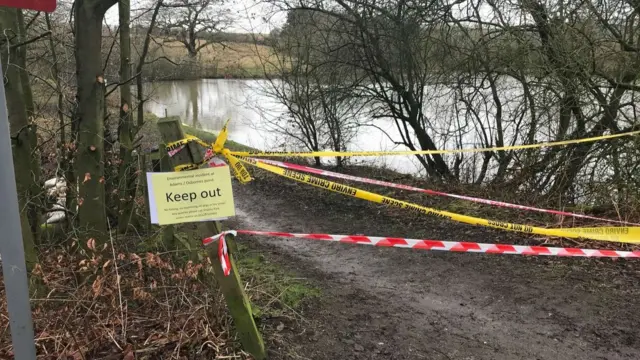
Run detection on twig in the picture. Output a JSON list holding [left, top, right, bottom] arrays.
[[107, 220, 127, 341], [10, 30, 51, 49], [144, 55, 180, 66], [105, 71, 142, 97]]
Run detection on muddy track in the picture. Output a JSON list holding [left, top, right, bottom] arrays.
[[227, 173, 640, 360]]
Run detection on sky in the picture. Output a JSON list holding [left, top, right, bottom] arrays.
[[104, 0, 286, 34]]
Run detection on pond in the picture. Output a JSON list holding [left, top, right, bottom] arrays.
[[143, 79, 426, 174]]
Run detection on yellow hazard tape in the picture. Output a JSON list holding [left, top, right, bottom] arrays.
[[166, 134, 210, 151], [165, 125, 640, 243], [175, 162, 205, 172], [551, 226, 640, 240], [213, 119, 230, 154], [167, 121, 253, 184], [224, 150, 253, 183], [229, 129, 640, 158], [237, 156, 640, 244]]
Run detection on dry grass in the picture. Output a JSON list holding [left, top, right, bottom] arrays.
[[0, 234, 246, 359], [143, 38, 278, 79], [0, 223, 318, 359]]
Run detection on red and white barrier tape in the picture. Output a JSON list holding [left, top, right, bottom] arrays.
[[203, 230, 237, 276], [250, 158, 638, 226], [167, 144, 186, 157], [232, 230, 640, 258]]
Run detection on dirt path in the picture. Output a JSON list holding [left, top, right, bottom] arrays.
[[227, 175, 640, 360]]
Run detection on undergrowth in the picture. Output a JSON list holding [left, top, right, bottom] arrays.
[[1, 225, 319, 359]]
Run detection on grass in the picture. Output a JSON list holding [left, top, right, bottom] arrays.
[[235, 243, 320, 316]]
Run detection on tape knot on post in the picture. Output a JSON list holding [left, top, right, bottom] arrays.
[[203, 230, 237, 276], [165, 119, 253, 183]]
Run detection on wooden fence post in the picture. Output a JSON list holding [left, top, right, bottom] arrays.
[[156, 116, 266, 359], [157, 146, 176, 250]]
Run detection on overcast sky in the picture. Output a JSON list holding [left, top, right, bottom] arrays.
[[104, 0, 286, 34]]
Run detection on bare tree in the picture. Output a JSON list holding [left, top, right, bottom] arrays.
[[447, 0, 640, 201], [268, 2, 458, 179], [157, 0, 232, 59], [259, 9, 363, 167], [261, 0, 640, 207]]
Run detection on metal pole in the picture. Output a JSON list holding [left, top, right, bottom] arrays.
[[0, 59, 37, 358]]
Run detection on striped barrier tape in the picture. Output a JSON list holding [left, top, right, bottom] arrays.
[[229, 129, 640, 158], [218, 232, 231, 276], [252, 158, 638, 226], [208, 230, 640, 258], [166, 130, 635, 226], [202, 230, 237, 276], [165, 123, 640, 244], [236, 156, 640, 244], [167, 144, 186, 157]]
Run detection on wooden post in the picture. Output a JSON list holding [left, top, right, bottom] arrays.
[[156, 146, 176, 250], [156, 116, 266, 359]]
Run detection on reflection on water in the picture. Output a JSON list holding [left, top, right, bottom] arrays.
[[144, 79, 425, 174]]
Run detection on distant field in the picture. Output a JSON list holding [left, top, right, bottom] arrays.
[[143, 38, 279, 79]]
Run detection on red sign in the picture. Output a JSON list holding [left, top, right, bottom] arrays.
[[0, 0, 57, 12]]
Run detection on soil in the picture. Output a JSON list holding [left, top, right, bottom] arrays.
[[226, 167, 640, 360]]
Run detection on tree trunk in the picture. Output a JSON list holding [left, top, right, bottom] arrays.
[[187, 34, 198, 58], [16, 10, 42, 243], [409, 119, 452, 180], [188, 81, 199, 125], [117, 0, 136, 233], [74, 0, 117, 241], [0, 8, 38, 269]]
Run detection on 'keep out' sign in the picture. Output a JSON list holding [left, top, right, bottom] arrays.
[[0, 0, 57, 12], [146, 165, 236, 225]]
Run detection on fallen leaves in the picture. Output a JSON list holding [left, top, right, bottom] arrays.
[[0, 244, 234, 359], [130, 253, 143, 278], [133, 287, 152, 301], [92, 275, 104, 298], [123, 345, 135, 360], [102, 259, 112, 273]]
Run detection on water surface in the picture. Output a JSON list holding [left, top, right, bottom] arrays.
[[144, 79, 425, 174]]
